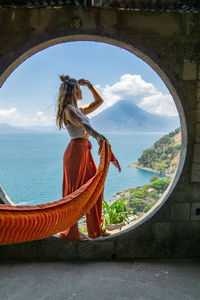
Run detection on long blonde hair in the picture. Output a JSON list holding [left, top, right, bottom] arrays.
[[56, 75, 78, 130]]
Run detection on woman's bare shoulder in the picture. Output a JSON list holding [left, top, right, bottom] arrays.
[[64, 106, 84, 125], [63, 106, 74, 125], [64, 105, 72, 111]]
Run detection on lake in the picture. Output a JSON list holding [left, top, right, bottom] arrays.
[[0, 131, 165, 205]]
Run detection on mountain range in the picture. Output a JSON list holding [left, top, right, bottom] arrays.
[[90, 100, 180, 132], [0, 123, 56, 133], [0, 100, 180, 133]]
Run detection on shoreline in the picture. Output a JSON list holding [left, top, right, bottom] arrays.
[[129, 163, 174, 177], [128, 163, 163, 174]]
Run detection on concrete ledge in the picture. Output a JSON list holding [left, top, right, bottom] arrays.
[[1, 233, 200, 261], [0, 236, 115, 262]]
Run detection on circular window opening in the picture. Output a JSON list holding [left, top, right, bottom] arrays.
[[0, 38, 186, 239]]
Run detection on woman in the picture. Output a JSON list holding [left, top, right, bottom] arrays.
[[56, 75, 110, 241]]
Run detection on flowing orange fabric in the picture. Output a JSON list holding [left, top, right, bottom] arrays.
[[0, 140, 120, 245], [59, 138, 103, 240]]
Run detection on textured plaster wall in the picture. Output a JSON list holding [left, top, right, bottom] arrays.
[[0, 7, 200, 260]]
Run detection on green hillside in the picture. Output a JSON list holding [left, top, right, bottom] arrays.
[[80, 129, 183, 232], [114, 175, 171, 217], [112, 128, 182, 224], [132, 127, 181, 176]]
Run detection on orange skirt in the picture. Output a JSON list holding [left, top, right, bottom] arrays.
[[59, 138, 104, 240]]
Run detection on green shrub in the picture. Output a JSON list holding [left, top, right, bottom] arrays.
[[154, 136, 172, 149], [157, 162, 168, 170], [143, 203, 154, 213], [133, 188, 147, 199], [150, 178, 171, 192], [150, 176, 160, 182], [130, 198, 145, 213], [102, 198, 133, 229], [149, 191, 159, 200]]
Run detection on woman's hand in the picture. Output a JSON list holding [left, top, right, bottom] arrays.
[[96, 133, 108, 146], [78, 78, 92, 88]]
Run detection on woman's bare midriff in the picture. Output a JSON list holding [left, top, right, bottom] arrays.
[[81, 134, 90, 140], [81, 133, 90, 139]]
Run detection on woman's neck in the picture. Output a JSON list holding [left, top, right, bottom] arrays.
[[71, 96, 78, 107], [65, 96, 77, 108]]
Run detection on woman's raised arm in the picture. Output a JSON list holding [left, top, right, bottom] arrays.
[[78, 78, 104, 115]]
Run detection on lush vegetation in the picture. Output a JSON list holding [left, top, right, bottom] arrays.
[[80, 129, 181, 233], [115, 176, 171, 217], [110, 129, 182, 228], [79, 175, 172, 233], [135, 128, 181, 175]]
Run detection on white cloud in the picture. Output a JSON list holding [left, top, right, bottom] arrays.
[[90, 74, 178, 117], [94, 84, 101, 89], [36, 111, 44, 117], [0, 107, 18, 119], [0, 74, 178, 127], [0, 107, 55, 127], [103, 74, 156, 100], [139, 93, 178, 116], [0, 107, 22, 125], [32, 111, 54, 125], [28, 111, 55, 127]]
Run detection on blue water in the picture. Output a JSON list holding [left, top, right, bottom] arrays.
[[0, 132, 164, 205]]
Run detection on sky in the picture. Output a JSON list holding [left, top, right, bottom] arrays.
[[0, 41, 179, 128]]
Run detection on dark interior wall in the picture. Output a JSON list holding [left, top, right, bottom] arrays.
[[0, 7, 200, 260]]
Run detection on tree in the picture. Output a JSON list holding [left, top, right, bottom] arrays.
[[150, 178, 171, 192], [150, 176, 160, 182], [134, 189, 147, 199], [157, 162, 168, 170]]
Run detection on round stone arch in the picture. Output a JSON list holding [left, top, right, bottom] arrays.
[[0, 34, 187, 240]]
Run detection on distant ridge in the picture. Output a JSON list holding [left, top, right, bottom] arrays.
[[0, 123, 28, 133], [0, 123, 56, 133], [0, 100, 180, 133], [91, 100, 180, 133]]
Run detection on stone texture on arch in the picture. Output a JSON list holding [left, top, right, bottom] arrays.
[[0, 5, 200, 260]]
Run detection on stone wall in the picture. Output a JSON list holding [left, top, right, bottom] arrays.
[[0, 6, 200, 260]]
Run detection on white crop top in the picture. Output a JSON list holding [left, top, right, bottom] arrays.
[[63, 108, 92, 139]]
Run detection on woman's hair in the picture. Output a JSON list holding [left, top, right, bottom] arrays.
[[56, 75, 78, 130]]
